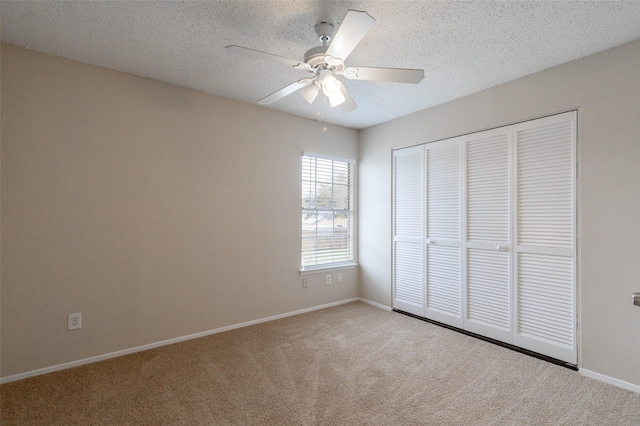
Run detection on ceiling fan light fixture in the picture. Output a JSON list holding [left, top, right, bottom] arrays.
[[328, 91, 346, 107], [300, 83, 320, 104], [322, 74, 339, 94], [322, 74, 346, 106]]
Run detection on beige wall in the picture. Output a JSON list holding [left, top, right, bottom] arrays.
[[358, 39, 640, 386], [0, 44, 358, 378]]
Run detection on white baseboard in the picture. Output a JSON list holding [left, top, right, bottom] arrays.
[[0, 297, 359, 385], [357, 297, 392, 311], [580, 368, 640, 394], [5, 299, 639, 397]]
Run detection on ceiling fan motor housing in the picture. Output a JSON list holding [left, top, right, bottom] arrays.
[[303, 45, 328, 66], [303, 21, 345, 71], [303, 46, 346, 72]]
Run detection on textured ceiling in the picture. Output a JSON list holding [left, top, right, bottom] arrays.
[[2, 1, 640, 129]]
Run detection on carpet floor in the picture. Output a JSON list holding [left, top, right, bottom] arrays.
[[2, 301, 639, 425]]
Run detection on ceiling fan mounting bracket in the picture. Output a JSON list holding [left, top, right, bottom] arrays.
[[314, 22, 334, 44]]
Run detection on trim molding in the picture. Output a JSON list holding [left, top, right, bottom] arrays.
[[357, 297, 392, 311], [0, 298, 359, 384], [7, 297, 637, 396], [580, 369, 640, 394]]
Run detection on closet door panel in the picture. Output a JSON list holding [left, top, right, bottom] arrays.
[[513, 111, 576, 365], [467, 249, 510, 336], [464, 129, 512, 342], [426, 244, 461, 324], [466, 133, 510, 243], [426, 142, 461, 241], [425, 139, 463, 328], [517, 252, 574, 350], [393, 240, 424, 314], [393, 146, 425, 316], [517, 120, 574, 249]]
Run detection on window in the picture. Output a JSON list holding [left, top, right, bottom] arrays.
[[301, 153, 355, 270]]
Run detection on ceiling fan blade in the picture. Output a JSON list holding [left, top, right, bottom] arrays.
[[257, 80, 311, 105], [325, 10, 375, 65], [342, 66, 425, 84], [226, 45, 303, 68], [338, 81, 357, 112]]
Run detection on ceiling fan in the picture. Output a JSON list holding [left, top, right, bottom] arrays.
[[225, 10, 425, 112]]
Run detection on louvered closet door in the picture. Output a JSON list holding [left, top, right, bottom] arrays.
[[463, 128, 512, 343], [513, 111, 576, 364], [393, 146, 425, 316], [424, 138, 463, 328]]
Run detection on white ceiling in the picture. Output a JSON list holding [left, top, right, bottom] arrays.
[[2, 1, 640, 130]]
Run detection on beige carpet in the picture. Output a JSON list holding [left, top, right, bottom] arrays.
[[2, 301, 639, 425]]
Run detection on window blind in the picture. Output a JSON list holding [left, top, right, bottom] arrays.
[[301, 154, 355, 269]]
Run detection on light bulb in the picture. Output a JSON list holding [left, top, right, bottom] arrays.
[[322, 75, 340, 95], [322, 75, 346, 107]]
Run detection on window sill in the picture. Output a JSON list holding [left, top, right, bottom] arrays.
[[299, 263, 358, 276]]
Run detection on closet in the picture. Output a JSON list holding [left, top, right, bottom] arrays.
[[392, 111, 576, 365]]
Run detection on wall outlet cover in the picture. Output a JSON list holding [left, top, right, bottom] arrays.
[[68, 313, 82, 330]]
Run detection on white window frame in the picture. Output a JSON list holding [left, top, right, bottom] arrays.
[[300, 152, 357, 273]]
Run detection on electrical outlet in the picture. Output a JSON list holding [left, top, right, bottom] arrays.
[[302, 278, 308, 288], [68, 313, 82, 330], [325, 274, 331, 285], [337, 273, 343, 283]]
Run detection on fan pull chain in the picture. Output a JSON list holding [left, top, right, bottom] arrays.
[[322, 93, 328, 133]]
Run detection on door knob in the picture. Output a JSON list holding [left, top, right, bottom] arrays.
[[633, 293, 640, 307]]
